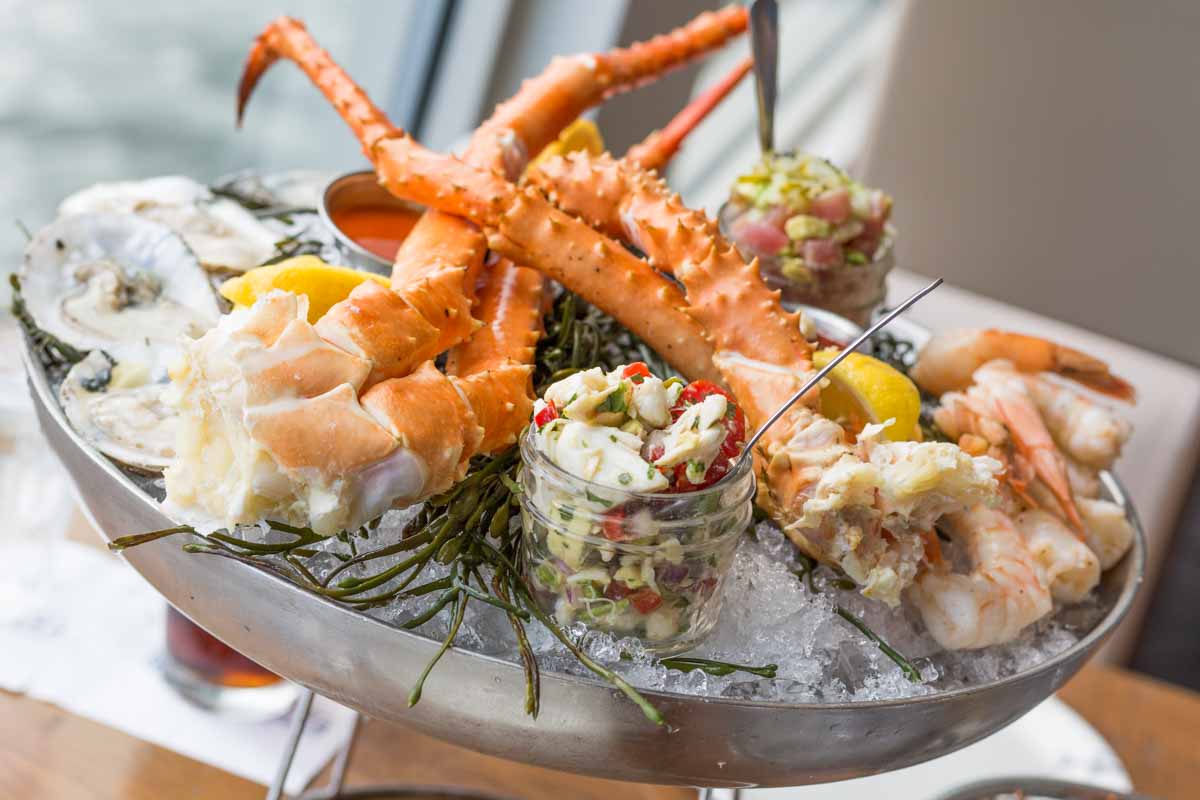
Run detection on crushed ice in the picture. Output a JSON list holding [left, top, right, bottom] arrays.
[[294, 512, 1105, 704]]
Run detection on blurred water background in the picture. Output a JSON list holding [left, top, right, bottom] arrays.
[[0, 0, 418, 277]]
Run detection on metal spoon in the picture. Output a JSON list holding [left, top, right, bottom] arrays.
[[750, 0, 780, 154], [734, 278, 944, 466]]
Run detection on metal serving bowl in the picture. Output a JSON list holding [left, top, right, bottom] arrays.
[[21, 328, 1145, 789], [318, 169, 426, 273]]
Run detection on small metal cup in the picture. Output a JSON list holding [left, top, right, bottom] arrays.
[[318, 170, 426, 274]]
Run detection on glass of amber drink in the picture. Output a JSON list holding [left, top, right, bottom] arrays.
[[163, 606, 299, 718]]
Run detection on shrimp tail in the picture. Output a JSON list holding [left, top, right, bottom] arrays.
[[913, 329, 1136, 403], [1049, 344, 1137, 402], [989, 392, 1086, 535]]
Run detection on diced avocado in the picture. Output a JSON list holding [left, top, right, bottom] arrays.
[[779, 257, 814, 286], [657, 536, 685, 565], [831, 220, 864, 243], [784, 214, 830, 241], [619, 419, 645, 438], [566, 510, 596, 541], [547, 528, 587, 569], [533, 561, 563, 590], [613, 563, 646, 589]]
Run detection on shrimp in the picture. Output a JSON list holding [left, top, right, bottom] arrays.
[[1077, 497, 1136, 570], [969, 360, 1085, 534], [934, 390, 1044, 512], [1014, 509, 1100, 603], [1021, 373, 1132, 470], [933, 391, 1010, 457], [911, 329, 1136, 402], [1066, 457, 1103, 499], [908, 506, 1053, 650]]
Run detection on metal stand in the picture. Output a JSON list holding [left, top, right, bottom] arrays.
[[267, 688, 520, 799], [269, 688, 743, 800]]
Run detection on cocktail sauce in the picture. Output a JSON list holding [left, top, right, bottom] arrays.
[[329, 205, 422, 262]]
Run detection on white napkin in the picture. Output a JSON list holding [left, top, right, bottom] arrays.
[[735, 696, 1130, 799], [0, 539, 357, 795]]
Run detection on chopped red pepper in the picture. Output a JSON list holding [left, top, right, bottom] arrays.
[[621, 362, 651, 383], [600, 506, 630, 541], [533, 401, 558, 429], [628, 588, 664, 614], [664, 380, 748, 491], [604, 580, 632, 601], [672, 380, 735, 415]]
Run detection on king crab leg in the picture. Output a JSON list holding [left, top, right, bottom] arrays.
[[237, 8, 750, 381]]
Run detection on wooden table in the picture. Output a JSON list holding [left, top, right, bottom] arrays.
[[2, 665, 1197, 800]]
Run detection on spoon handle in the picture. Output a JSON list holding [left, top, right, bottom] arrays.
[[750, 0, 779, 154], [740, 278, 944, 457]]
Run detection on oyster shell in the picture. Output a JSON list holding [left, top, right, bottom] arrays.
[[59, 175, 278, 272], [213, 168, 335, 211], [59, 351, 176, 472], [20, 212, 222, 369]]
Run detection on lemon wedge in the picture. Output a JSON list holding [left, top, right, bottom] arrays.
[[812, 348, 921, 441], [219, 255, 389, 323], [531, 118, 605, 166]]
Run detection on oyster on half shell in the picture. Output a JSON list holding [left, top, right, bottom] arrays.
[[59, 351, 176, 473], [20, 212, 222, 369], [59, 175, 279, 272]]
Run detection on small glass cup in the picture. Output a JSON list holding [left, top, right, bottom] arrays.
[[163, 606, 299, 719], [718, 200, 895, 327], [518, 432, 754, 656]]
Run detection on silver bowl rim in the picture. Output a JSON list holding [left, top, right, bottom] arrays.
[[20, 306, 1146, 716], [317, 168, 426, 272]]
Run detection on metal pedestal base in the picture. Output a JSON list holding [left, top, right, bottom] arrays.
[[267, 688, 519, 800], [268, 689, 743, 800]]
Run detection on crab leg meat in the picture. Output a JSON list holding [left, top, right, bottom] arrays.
[[237, 9, 750, 377], [527, 149, 813, 427], [442, 61, 751, 451], [165, 12, 749, 534]]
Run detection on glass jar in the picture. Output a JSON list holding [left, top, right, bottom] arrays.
[[518, 432, 754, 656], [718, 200, 895, 327]]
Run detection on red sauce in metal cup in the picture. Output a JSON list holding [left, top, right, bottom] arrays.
[[329, 204, 422, 262]]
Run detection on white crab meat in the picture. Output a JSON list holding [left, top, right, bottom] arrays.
[[162, 291, 425, 535], [647, 393, 728, 484]]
